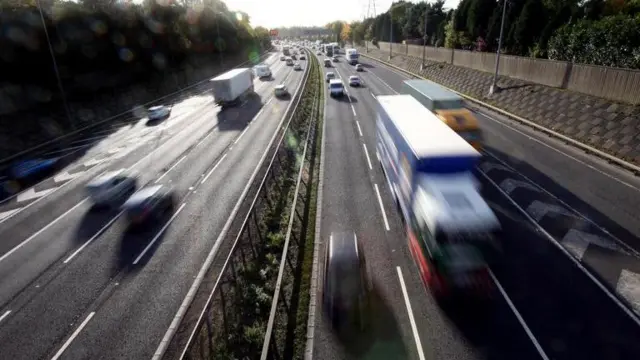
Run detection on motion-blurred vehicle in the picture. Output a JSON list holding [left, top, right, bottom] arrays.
[[279, 55, 286, 61], [325, 72, 335, 83], [355, 64, 364, 72], [86, 170, 137, 208], [9, 158, 60, 182], [210, 68, 255, 109], [299, 54, 306, 60], [425, 243, 493, 298], [285, 57, 294, 66], [328, 79, 345, 97], [122, 184, 175, 225], [291, 54, 297, 60], [332, 56, 338, 62], [253, 64, 272, 78], [317, 51, 322, 56], [348, 76, 361, 87], [147, 105, 170, 121], [274, 84, 288, 98], [323, 232, 372, 331], [293, 63, 302, 71], [324, 58, 332, 67]]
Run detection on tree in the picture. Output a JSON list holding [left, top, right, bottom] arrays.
[[340, 22, 352, 44]]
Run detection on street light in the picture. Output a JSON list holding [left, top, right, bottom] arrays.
[[489, 0, 507, 95], [36, 0, 74, 129], [421, 3, 429, 70], [389, 7, 393, 60]]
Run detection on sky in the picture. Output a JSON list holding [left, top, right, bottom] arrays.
[[223, 0, 462, 29]]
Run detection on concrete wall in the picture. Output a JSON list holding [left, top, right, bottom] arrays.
[[365, 41, 640, 105]]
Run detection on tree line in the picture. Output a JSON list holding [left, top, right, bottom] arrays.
[[0, 0, 272, 101], [335, 0, 640, 69]]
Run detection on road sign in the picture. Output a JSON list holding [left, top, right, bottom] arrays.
[[269, 29, 278, 36]]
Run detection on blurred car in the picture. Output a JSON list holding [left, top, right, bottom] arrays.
[[325, 72, 335, 83], [9, 157, 60, 182], [348, 76, 361, 87], [148, 105, 170, 121], [280, 55, 286, 61], [122, 184, 175, 225], [317, 51, 322, 55], [355, 64, 364, 72], [328, 79, 345, 97], [274, 84, 288, 97], [299, 55, 306, 60], [428, 243, 494, 299], [323, 232, 372, 331], [86, 169, 137, 208], [332, 56, 338, 62], [291, 54, 297, 60], [293, 63, 302, 71]]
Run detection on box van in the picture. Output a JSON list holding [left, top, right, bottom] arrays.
[[285, 57, 294, 66], [328, 79, 344, 97], [324, 58, 331, 67], [253, 64, 271, 78]]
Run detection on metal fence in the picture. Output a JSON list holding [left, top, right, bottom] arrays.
[[169, 50, 321, 360]]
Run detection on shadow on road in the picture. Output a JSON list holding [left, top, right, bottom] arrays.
[[331, 284, 411, 360], [217, 92, 264, 131]]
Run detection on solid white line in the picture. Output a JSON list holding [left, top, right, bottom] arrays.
[[50, 312, 95, 360], [0, 199, 88, 265], [489, 270, 550, 360], [479, 170, 640, 326], [201, 153, 228, 185], [350, 104, 357, 116], [0, 310, 10, 323], [355, 121, 363, 137], [373, 184, 390, 231], [155, 155, 186, 183], [64, 210, 124, 264], [234, 126, 251, 145], [132, 203, 186, 265], [362, 143, 373, 170], [366, 69, 398, 94], [480, 113, 640, 192], [396, 267, 426, 360]]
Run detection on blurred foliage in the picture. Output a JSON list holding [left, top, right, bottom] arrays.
[[0, 0, 272, 98], [342, 0, 640, 69]]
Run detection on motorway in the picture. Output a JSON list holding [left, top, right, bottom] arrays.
[[312, 50, 640, 360], [0, 51, 308, 360]]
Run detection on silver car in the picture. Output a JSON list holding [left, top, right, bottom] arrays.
[[293, 63, 302, 71], [148, 105, 170, 121], [122, 184, 175, 225], [274, 84, 288, 97], [86, 170, 137, 208], [348, 76, 361, 87]]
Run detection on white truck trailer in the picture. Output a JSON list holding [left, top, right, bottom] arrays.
[[210, 68, 255, 109]]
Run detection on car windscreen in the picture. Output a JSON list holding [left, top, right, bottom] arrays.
[[330, 260, 362, 305], [330, 83, 342, 88], [437, 244, 486, 272]]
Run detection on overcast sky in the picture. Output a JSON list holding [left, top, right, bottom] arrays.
[[223, 0, 461, 29]]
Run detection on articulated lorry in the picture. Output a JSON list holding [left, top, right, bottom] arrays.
[[402, 79, 483, 150], [376, 94, 501, 297], [210, 68, 255, 109]]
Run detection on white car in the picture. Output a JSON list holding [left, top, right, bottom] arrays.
[[325, 72, 336, 83], [280, 55, 286, 61], [293, 63, 302, 71], [274, 84, 288, 97], [328, 79, 345, 97], [254, 64, 271, 78], [148, 105, 170, 121], [355, 64, 364, 72], [348, 76, 361, 87], [86, 170, 137, 208]]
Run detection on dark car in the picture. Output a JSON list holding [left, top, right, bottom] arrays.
[[121, 184, 175, 226], [323, 232, 372, 332]]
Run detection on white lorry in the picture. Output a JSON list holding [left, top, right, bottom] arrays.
[[210, 68, 255, 109]]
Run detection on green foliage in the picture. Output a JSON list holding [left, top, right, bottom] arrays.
[[548, 14, 640, 68], [340, 0, 640, 68], [0, 0, 270, 99]]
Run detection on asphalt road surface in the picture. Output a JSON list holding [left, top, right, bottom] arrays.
[[311, 50, 640, 360], [0, 51, 309, 360]]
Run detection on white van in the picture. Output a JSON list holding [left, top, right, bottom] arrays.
[[254, 64, 271, 78]]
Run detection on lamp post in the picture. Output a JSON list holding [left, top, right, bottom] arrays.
[[36, 0, 73, 129], [489, 0, 507, 95], [421, 4, 428, 70]]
